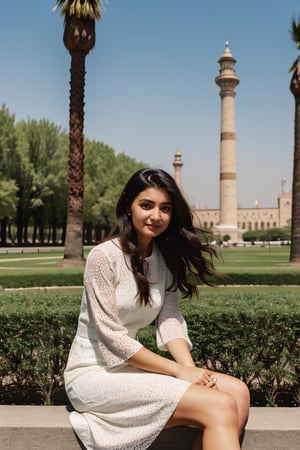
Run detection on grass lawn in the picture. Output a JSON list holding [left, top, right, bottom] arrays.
[[0, 245, 299, 289], [0, 248, 91, 286], [214, 245, 294, 273], [0, 244, 292, 267]]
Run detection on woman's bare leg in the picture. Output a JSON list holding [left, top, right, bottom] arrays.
[[190, 373, 250, 448], [210, 372, 250, 434], [165, 384, 241, 450]]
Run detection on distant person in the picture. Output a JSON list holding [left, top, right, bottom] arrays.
[[64, 168, 250, 450]]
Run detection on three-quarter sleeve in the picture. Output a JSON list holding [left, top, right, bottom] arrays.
[[156, 286, 192, 352], [83, 248, 143, 368]]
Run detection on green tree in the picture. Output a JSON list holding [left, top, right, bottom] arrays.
[[289, 17, 300, 264], [0, 104, 18, 244], [83, 140, 144, 243], [0, 179, 18, 244], [44, 132, 69, 245], [242, 227, 291, 243], [92, 152, 144, 235], [54, 0, 102, 265], [14, 120, 67, 245], [222, 234, 231, 242], [14, 122, 37, 244], [83, 139, 115, 242]]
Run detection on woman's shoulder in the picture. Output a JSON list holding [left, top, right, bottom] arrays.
[[84, 239, 126, 276], [88, 238, 122, 260]]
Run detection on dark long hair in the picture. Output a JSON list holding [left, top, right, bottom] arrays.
[[110, 168, 220, 305]]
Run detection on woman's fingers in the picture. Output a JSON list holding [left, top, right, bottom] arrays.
[[207, 377, 218, 388], [197, 374, 218, 388], [176, 366, 218, 388]]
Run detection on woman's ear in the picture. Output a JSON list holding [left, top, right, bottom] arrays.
[[126, 208, 131, 216]]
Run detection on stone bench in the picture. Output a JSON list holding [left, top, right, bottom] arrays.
[[0, 406, 299, 450]]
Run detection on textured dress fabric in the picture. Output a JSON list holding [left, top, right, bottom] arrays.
[[64, 238, 193, 450]]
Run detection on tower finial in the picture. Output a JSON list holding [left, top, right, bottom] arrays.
[[224, 39, 231, 55]]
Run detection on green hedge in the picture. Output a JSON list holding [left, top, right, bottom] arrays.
[[1, 270, 300, 289], [0, 293, 79, 405], [140, 290, 300, 406], [212, 272, 300, 285], [0, 271, 84, 289], [0, 290, 299, 406]]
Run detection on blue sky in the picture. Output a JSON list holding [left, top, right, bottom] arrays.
[[1, 1, 299, 208]]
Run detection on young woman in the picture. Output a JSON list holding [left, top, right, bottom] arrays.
[[64, 168, 250, 450]]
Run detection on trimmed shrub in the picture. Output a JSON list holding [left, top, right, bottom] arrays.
[[0, 271, 83, 289], [0, 292, 80, 404], [0, 266, 299, 289], [211, 272, 300, 285], [139, 290, 300, 407], [0, 290, 299, 406]]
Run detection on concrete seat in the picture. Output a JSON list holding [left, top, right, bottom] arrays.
[[0, 405, 299, 450]]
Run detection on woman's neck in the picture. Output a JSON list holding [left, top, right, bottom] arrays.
[[139, 241, 153, 258]]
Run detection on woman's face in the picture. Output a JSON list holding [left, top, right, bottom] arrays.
[[129, 187, 172, 254]]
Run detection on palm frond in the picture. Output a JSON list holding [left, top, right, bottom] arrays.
[[53, 0, 106, 20], [288, 57, 300, 74], [290, 17, 300, 49], [289, 17, 300, 74]]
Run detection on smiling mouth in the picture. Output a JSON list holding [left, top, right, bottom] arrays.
[[146, 224, 161, 229]]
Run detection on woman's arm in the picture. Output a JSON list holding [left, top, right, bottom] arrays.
[[126, 344, 216, 386], [166, 338, 218, 387], [166, 338, 196, 367], [126, 347, 179, 377]]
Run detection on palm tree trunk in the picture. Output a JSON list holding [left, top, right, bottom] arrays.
[[290, 74, 300, 264], [62, 50, 86, 264]]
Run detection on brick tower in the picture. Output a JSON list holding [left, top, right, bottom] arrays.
[[173, 149, 183, 190], [214, 41, 240, 242]]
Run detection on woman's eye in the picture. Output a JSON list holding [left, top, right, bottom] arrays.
[[140, 202, 151, 209], [162, 206, 172, 212]]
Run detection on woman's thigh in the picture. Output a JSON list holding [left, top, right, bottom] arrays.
[[164, 383, 238, 430]]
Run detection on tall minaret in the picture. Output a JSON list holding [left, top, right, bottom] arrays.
[[173, 149, 183, 190], [214, 41, 240, 242]]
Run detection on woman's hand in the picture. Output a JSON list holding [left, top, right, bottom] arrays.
[[127, 347, 217, 388], [166, 339, 217, 388], [175, 365, 218, 388]]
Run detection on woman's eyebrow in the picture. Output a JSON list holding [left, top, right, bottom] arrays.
[[138, 198, 172, 206], [138, 198, 154, 203]]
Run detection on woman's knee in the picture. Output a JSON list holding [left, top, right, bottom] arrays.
[[193, 388, 238, 428], [215, 390, 238, 418], [167, 385, 239, 430], [232, 378, 250, 414], [217, 373, 250, 408], [197, 390, 239, 432]]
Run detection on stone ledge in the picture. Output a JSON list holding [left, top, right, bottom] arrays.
[[0, 406, 299, 450]]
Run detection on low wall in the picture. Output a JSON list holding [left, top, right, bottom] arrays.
[[0, 406, 299, 450]]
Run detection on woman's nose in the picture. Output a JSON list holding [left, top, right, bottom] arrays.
[[151, 208, 161, 220]]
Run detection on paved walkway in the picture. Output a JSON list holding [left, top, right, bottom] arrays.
[[0, 406, 299, 450]]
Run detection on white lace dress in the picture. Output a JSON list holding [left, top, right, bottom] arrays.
[[64, 238, 193, 450]]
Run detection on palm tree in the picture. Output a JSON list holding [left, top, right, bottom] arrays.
[[54, 0, 101, 265], [289, 17, 300, 264]]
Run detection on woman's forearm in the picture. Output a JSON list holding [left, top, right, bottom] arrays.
[[166, 338, 196, 367], [127, 344, 215, 386], [126, 347, 180, 377], [126, 338, 195, 376]]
